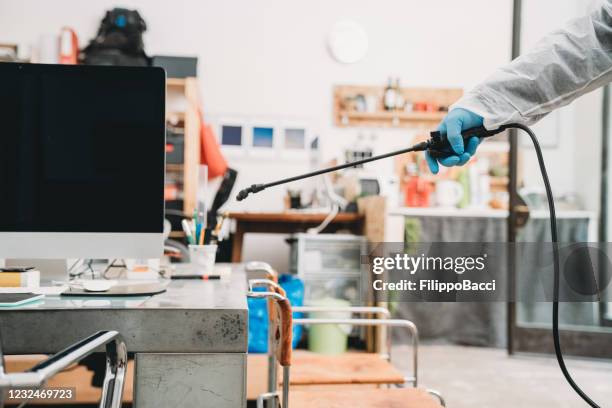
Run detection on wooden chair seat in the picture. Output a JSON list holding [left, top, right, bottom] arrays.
[[290, 351, 406, 385], [290, 387, 443, 408], [247, 351, 405, 400]]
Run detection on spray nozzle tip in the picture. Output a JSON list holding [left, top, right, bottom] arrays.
[[236, 184, 266, 201], [236, 189, 249, 201]]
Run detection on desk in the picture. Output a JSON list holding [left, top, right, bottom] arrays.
[[0, 266, 248, 408], [229, 212, 364, 262]]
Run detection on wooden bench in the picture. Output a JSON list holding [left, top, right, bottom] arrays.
[[290, 387, 443, 408], [247, 351, 406, 399]]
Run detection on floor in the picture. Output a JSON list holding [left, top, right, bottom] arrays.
[[393, 343, 612, 407], [15, 344, 612, 408]]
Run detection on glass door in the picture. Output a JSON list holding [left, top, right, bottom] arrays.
[[508, 0, 612, 358]]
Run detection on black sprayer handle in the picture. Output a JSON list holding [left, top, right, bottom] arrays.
[[427, 125, 508, 159]]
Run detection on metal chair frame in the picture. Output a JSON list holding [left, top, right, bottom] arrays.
[[246, 263, 446, 407], [248, 276, 446, 407], [247, 290, 291, 408], [0, 330, 127, 408], [248, 279, 415, 384]]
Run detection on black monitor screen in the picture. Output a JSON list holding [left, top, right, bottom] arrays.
[[0, 63, 165, 233]]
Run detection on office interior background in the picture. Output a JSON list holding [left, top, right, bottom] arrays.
[[1, 0, 612, 407]]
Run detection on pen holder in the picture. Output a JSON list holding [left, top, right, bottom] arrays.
[[189, 244, 217, 274]]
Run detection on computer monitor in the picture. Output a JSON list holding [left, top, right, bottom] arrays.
[[0, 63, 166, 260]]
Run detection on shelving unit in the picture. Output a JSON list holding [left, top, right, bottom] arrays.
[[339, 111, 446, 127], [165, 77, 201, 217], [334, 85, 462, 128], [394, 137, 510, 208], [166, 77, 189, 88], [166, 163, 184, 173]]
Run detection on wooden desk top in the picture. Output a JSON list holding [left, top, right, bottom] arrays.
[[228, 212, 363, 223], [228, 212, 365, 262]]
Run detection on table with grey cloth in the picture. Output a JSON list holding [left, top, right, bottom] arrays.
[[391, 212, 591, 348]]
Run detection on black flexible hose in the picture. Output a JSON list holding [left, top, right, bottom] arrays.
[[512, 123, 600, 408]]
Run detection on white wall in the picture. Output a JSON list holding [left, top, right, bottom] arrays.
[[0, 0, 517, 269], [18, 3, 596, 273], [3, 0, 603, 266], [0, 0, 514, 209]]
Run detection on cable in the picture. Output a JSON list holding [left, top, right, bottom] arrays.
[[512, 123, 600, 408], [102, 258, 119, 279]]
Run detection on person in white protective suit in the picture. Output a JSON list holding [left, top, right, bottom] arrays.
[[427, 0, 612, 173]]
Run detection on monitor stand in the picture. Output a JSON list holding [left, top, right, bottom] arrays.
[[5, 259, 71, 284]]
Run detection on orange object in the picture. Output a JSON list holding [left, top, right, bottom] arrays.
[[200, 119, 228, 179], [404, 174, 431, 207], [412, 101, 426, 112], [198, 223, 205, 245], [424, 102, 439, 112], [164, 183, 179, 200], [59, 27, 78, 64], [0, 273, 22, 287]]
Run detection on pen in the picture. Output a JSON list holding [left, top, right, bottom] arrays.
[[213, 212, 229, 242], [199, 211, 206, 228], [192, 208, 198, 242], [191, 208, 198, 234], [195, 222, 202, 245], [170, 275, 221, 280], [198, 222, 205, 245], [213, 212, 226, 236], [182, 219, 195, 244]]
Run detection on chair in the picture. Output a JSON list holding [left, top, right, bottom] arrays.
[[0, 330, 127, 408], [245, 264, 441, 401], [246, 263, 401, 388], [248, 279, 409, 388], [248, 287, 445, 408], [247, 289, 293, 408]]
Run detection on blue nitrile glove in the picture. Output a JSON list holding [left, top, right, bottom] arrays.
[[425, 108, 484, 174]]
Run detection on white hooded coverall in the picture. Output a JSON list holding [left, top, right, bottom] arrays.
[[454, 0, 612, 129]]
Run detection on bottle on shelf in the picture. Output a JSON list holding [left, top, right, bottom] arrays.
[[394, 78, 404, 110], [383, 77, 396, 111]]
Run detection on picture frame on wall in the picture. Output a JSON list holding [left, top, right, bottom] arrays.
[[279, 119, 311, 159], [211, 115, 313, 159], [248, 120, 278, 158], [216, 117, 246, 157]]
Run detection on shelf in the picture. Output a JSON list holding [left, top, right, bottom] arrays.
[[334, 85, 462, 129], [166, 164, 184, 172], [338, 110, 446, 128], [389, 206, 596, 220], [164, 77, 201, 217], [489, 176, 509, 188], [228, 212, 363, 223], [166, 111, 185, 125], [389, 206, 508, 218], [166, 78, 187, 87]]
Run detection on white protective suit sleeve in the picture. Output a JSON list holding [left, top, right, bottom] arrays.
[[453, 0, 612, 129]]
